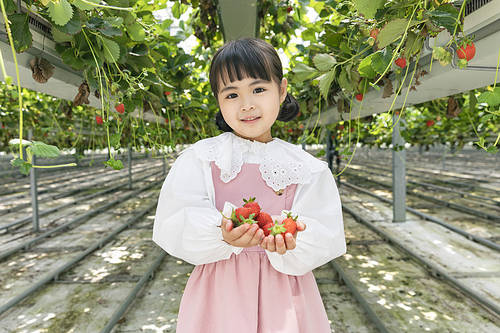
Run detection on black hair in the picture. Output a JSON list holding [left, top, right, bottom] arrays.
[[209, 38, 300, 132]]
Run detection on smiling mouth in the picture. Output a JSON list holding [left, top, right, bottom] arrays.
[[241, 116, 261, 122]]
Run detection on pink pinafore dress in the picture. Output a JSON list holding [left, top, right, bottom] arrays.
[[175, 162, 331, 333]]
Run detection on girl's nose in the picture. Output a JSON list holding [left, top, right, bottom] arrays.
[[241, 103, 255, 112]]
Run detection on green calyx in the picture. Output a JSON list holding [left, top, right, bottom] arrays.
[[230, 209, 257, 227], [243, 196, 256, 204], [269, 220, 287, 236], [285, 211, 298, 221]]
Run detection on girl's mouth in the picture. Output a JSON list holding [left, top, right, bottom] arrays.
[[241, 117, 261, 123]]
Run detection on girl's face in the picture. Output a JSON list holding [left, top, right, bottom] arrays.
[[217, 76, 288, 143]]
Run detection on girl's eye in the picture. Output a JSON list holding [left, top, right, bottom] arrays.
[[226, 93, 237, 99], [254, 87, 266, 93]]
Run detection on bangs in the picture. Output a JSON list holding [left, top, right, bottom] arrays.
[[209, 39, 282, 97]]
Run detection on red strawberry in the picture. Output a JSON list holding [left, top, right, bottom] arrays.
[[355, 93, 363, 101], [288, 128, 293, 133], [231, 207, 256, 226], [457, 42, 475, 61], [262, 222, 274, 237], [96, 116, 103, 125], [350, 127, 355, 132], [370, 28, 379, 39], [338, 125, 344, 130], [395, 57, 407, 68], [115, 103, 125, 114], [164, 91, 172, 96], [256, 211, 272, 229], [286, 6, 292, 13], [268, 220, 287, 236], [243, 197, 260, 216], [299, 124, 304, 129], [281, 212, 298, 235], [165, 118, 169, 124], [426, 120, 435, 127]]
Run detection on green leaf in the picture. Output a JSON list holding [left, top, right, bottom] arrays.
[[477, 88, 500, 107], [104, 17, 124, 27], [127, 22, 145, 42], [8, 14, 32, 53], [313, 53, 337, 72], [110, 133, 121, 149], [52, 27, 73, 43], [73, 0, 100, 11], [4, 0, 16, 15], [318, 69, 336, 100], [11, 158, 32, 175], [31, 141, 61, 158], [101, 37, 120, 63], [370, 49, 392, 74], [353, 0, 384, 19], [358, 54, 377, 79], [292, 62, 319, 81], [103, 157, 124, 170], [486, 146, 498, 154], [338, 67, 354, 92], [426, 4, 459, 34], [47, 0, 73, 26], [377, 18, 408, 49]]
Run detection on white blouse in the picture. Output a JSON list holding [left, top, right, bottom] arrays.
[[152, 132, 346, 276]]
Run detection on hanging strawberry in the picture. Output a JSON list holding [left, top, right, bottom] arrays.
[[288, 128, 293, 133], [426, 120, 435, 127], [96, 116, 103, 125], [457, 42, 476, 61], [338, 125, 344, 130], [115, 103, 125, 114], [164, 91, 172, 96], [370, 28, 379, 39], [286, 6, 293, 13], [355, 93, 364, 101], [395, 57, 407, 68]]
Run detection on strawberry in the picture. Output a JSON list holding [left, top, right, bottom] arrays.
[[395, 57, 407, 68], [262, 222, 274, 236], [281, 212, 298, 235], [288, 128, 293, 133], [231, 207, 256, 226], [299, 124, 304, 129], [115, 103, 125, 114], [370, 28, 379, 39], [286, 6, 292, 13], [96, 116, 103, 125], [256, 211, 272, 229], [350, 127, 355, 132], [164, 91, 172, 96], [338, 125, 344, 130], [268, 220, 287, 236], [355, 93, 363, 101], [457, 42, 475, 61], [165, 118, 169, 124], [243, 197, 261, 216], [426, 120, 435, 127]]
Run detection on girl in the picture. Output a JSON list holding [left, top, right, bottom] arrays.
[[153, 38, 346, 333]]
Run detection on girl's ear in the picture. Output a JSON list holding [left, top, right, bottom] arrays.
[[279, 78, 288, 104]]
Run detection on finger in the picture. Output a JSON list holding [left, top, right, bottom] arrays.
[[297, 221, 306, 231], [251, 228, 265, 246], [284, 233, 296, 250], [275, 234, 286, 254], [228, 223, 250, 241], [225, 220, 233, 232], [237, 223, 259, 243], [267, 235, 276, 252]]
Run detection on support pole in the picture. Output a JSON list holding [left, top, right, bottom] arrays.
[[128, 146, 132, 190], [162, 154, 166, 177], [29, 130, 40, 232], [392, 113, 406, 222]]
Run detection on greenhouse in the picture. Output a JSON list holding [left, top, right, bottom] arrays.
[[0, 0, 499, 332]]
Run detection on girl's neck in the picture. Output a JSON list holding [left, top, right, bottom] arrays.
[[233, 131, 273, 143]]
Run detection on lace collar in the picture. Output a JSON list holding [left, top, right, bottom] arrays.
[[191, 132, 327, 191]]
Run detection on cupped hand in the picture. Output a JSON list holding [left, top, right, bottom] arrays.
[[220, 217, 265, 248], [260, 216, 306, 255]]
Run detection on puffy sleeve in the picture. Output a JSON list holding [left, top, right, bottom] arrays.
[[265, 167, 346, 276], [152, 147, 243, 265]]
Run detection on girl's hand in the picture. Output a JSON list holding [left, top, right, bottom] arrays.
[[260, 217, 306, 255], [220, 217, 265, 248]]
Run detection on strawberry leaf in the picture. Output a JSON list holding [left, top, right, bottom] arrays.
[[101, 37, 120, 63], [31, 141, 61, 158], [47, 0, 73, 26], [352, 0, 384, 19], [313, 54, 337, 72]]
